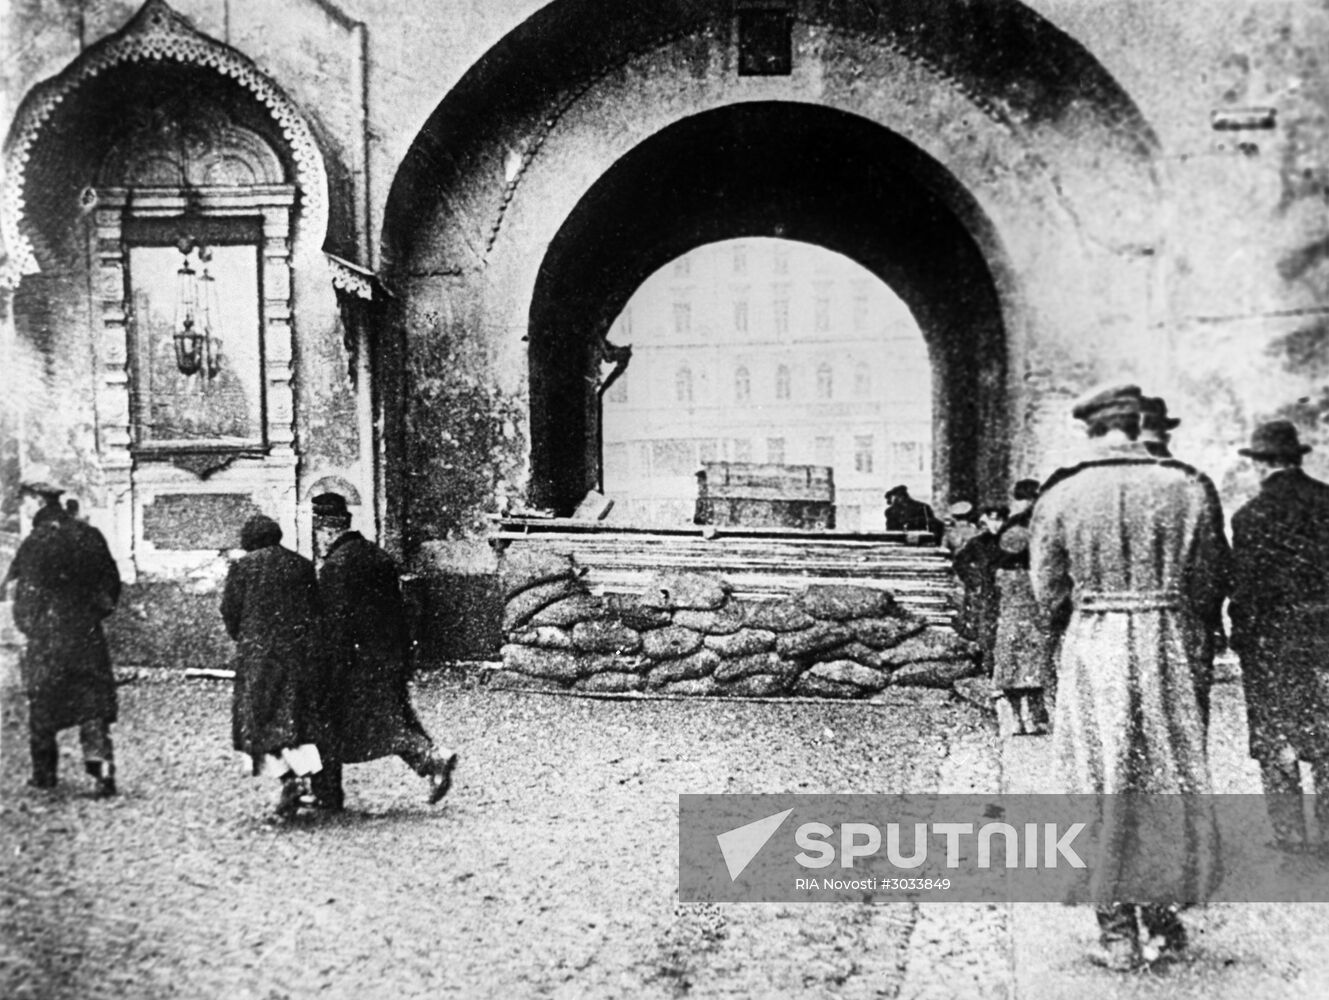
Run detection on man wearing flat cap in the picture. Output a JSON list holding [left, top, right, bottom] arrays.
[[1139, 396, 1181, 459], [307, 492, 457, 810], [8, 476, 121, 796], [1030, 383, 1229, 970], [884, 484, 943, 542], [1229, 420, 1329, 852]]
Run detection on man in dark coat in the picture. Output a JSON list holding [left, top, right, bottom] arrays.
[[221, 514, 325, 820], [884, 485, 943, 541], [307, 493, 457, 810], [1031, 383, 1229, 971], [1228, 420, 1329, 851], [9, 477, 121, 796]]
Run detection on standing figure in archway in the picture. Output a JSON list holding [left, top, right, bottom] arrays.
[[308, 493, 458, 811], [1030, 384, 1228, 971], [992, 479, 1054, 736]]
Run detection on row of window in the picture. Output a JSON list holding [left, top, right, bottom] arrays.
[[607, 362, 881, 404], [664, 294, 875, 338], [603, 436, 929, 479]]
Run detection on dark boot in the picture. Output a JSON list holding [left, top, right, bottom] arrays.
[[1141, 905, 1187, 964], [1090, 904, 1142, 972], [426, 751, 458, 804], [85, 760, 117, 798], [28, 734, 58, 789], [308, 762, 345, 812]]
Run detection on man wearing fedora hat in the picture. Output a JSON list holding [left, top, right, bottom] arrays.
[[306, 493, 457, 810], [1031, 383, 1229, 971], [1229, 420, 1329, 851], [8, 475, 122, 796], [1139, 396, 1181, 459]]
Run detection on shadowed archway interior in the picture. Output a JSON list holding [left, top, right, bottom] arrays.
[[528, 101, 1009, 516]]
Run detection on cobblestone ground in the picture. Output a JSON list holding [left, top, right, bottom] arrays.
[[6, 672, 1328, 999], [0, 676, 995, 1000]]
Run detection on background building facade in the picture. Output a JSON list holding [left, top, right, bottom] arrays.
[[602, 239, 932, 528]]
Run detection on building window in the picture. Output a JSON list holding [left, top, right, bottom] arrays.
[[775, 364, 791, 400], [734, 300, 749, 334], [816, 363, 833, 400], [854, 435, 875, 474], [767, 437, 786, 464], [815, 296, 831, 332], [619, 308, 633, 337], [733, 245, 748, 275], [735, 366, 751, 403], [699, 439, 719, 464], [673, 257, 691, 277], [673, 302, 691, 338], [774, 247, 789, 275], [854, 362, 871, 398], [676, 367, 693, 403], [773, 297, 789, 337], [814, 436, 835, 466], [853, 294, 869, 331], [891, 441, 926, 473], [732, 438, 753, 462]]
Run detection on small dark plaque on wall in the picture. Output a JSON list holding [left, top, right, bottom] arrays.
[[738, 9, 792, 76], [142, 493, 263, 550]]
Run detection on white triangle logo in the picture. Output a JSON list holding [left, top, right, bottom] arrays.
[[716, 808, 794, 881]]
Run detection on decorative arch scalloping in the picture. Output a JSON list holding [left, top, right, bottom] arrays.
[[1, 0, 328, 288]]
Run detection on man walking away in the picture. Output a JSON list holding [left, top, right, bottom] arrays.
[[307, 493, 457, 810], [9, 476, 121, 796], [1030, 383, 1229, 971], [221, 514, 325, 822], [1229, 420, 1329, 852]]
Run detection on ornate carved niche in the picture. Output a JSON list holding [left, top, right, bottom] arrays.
[[91, 94, 298, 474], [97, 97, 286, 189]]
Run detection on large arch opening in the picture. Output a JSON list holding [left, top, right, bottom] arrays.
[[528, 101, 1008, 517], [601, 238, 933, 529]]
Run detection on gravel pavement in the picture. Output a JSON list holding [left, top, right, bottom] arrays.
[[2, 670, 1328, 999]]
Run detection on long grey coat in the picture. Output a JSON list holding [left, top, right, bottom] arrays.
[[11, 514, 121, 732], [1229, 467, 1329, 762], [1030, 443, 1229, 903]]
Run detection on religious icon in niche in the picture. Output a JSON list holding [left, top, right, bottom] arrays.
[[129, 243, 263, 448]]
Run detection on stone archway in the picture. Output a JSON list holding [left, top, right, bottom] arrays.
[[527, 101, 1009, 515], [380, 0, 1163, 550]]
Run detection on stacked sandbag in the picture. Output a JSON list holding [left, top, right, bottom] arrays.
[[495, 565, 981, 699]]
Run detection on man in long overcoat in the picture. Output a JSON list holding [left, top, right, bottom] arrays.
[[1030, 384, 1229, 971], [221, 514, 325, 820], [1228, 420, 1329, 850], [9, 478, 121, 796], [884, 485, 943, 540], [307, 493, 457, 810]]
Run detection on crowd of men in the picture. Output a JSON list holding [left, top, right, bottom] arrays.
[[6, 488, 457, 820], [927, 383, 1329, 971], [8, 382, 1329, 973]]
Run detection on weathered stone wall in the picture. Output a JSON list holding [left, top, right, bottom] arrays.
[[494, 554, 979, 697], [11, 1, 1329, 664]]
